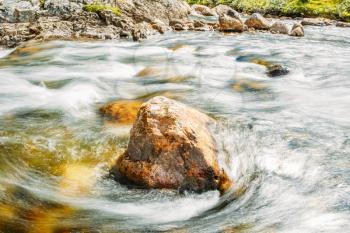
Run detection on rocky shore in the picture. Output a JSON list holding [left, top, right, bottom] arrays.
[[0, 0, 311, 49], [1, 0, 350, 48]]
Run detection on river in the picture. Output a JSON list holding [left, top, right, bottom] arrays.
[[0, 24, 349, 233]]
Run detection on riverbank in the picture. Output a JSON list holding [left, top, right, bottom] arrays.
[[0, 0, 192, 48], [1, 0, 349, 49], [186, 0, 350, 22]]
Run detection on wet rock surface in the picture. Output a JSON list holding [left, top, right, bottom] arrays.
[[266, 64, 289, 77], [111, 96, 231, 193]]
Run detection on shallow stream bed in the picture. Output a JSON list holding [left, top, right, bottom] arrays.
[[0, 25, 349, 233]]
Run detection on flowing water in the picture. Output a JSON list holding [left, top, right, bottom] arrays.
[[0, 24, 349, 233]]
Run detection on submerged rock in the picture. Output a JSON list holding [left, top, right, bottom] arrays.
[[251, 58, 289, 77], [111, 96, 232, 193], [245, 13, 271, 30], [290, 23, 304, 37], [233, 79, 267, 92], [100, 100, 143, 124], [58, 164, 96, 196], [266, 64, 289, 77], [269, 21, 289, 34]]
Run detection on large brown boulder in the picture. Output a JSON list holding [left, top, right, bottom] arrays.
[[112, 96, 231, 193]]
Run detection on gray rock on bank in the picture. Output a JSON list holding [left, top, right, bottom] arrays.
[[0, 0, 192, 47], [0, 1, 311, 48], [0, 0, 40, 23], [44, 0, 83, 16]]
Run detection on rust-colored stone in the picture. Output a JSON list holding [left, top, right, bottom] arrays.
[[112, 96, 231, 193], [100, 100, 143, 124]]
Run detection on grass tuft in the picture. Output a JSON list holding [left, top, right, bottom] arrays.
[[83, 4, 121, 16]]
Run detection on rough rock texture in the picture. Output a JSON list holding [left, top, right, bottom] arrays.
[[219, 14, 244, 32], [112, 96, 231, 193], [0, 1, 307, 48], [0, 22, 34, 47], [301, 17, 332, 26], [0, 0, 192, 47], [270, 21, 289, 34], [245, 13, 271, 30], [192, 4, 216, 16], [44, 0, 83, 16], [0, 0, 40, 23], [290, 23, 304, 37]]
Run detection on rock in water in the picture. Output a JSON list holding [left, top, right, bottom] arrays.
[[112, 96, 231, 193], [245, 13, 271, 30], [100, 100, 143, 124], [290, 23, 304, 37], [270, 21, 289, 34], [219, 14, 244, 32], [266, 64, 289, 77]]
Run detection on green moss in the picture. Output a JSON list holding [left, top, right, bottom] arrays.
[[83, 4, 121, 16], [39, 0, 45, 8]]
